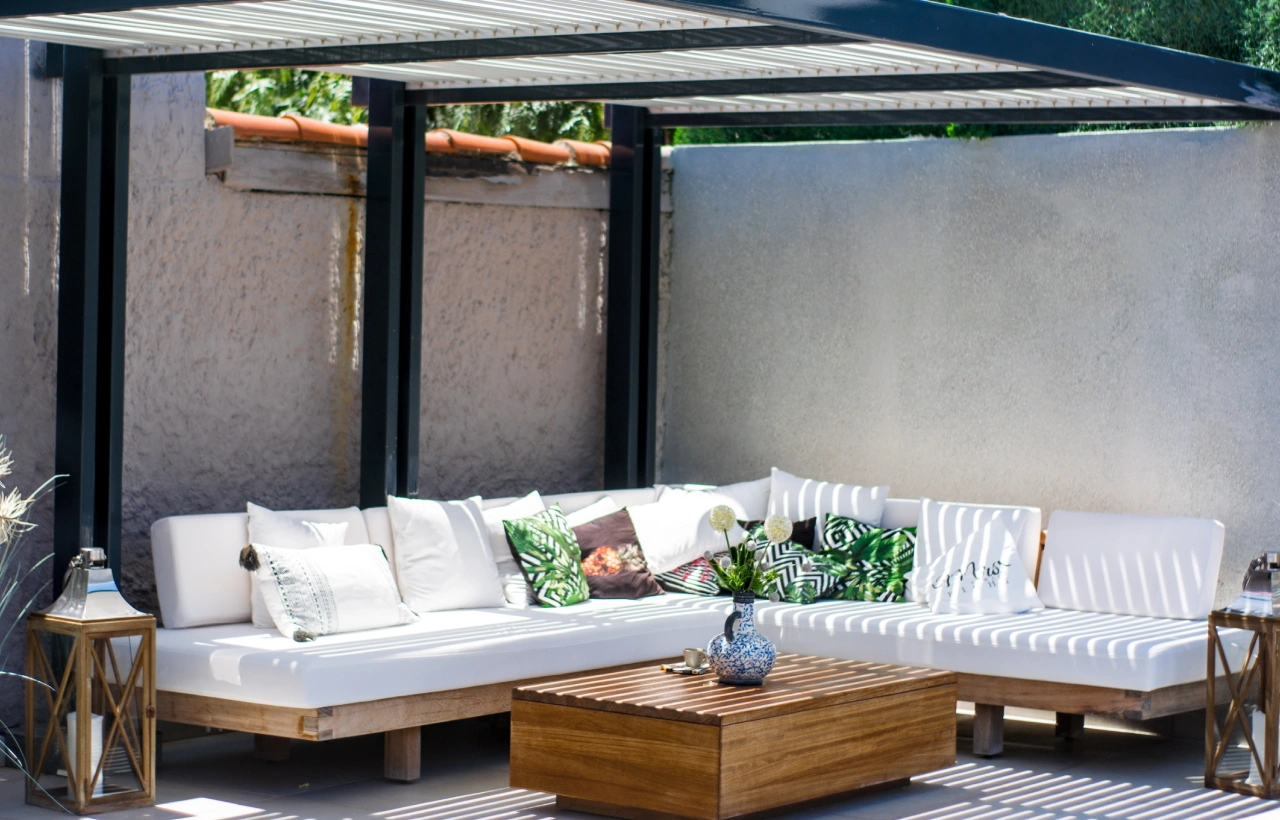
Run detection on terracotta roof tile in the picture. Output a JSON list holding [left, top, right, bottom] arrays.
[[207, 108, 606, 167]]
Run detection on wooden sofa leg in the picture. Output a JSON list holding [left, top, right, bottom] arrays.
[[1055, 712, 1085, 740], [973, 704, 1004, 758], [254, 734, 291, 762], [385, 727, 421, 782]]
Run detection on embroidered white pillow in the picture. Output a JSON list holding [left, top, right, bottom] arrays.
[[481, 492, 546, 606], [246, 502, 349, 628], [388, 495, 506, 612], [929, 518, 1043, 615], [252, 543, 417, 641], [906, 499, 1031, 604], [767, 468, 888, 547]]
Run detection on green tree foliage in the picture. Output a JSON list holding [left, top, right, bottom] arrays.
[[428, 100, 606, 143], [206, 69, 608, 142], [207, 69, 367, 124], [674, 0, 1280, 145]]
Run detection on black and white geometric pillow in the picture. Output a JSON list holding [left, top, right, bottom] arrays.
[[743, 521, 840, 604], [654, 556, 722, 596]]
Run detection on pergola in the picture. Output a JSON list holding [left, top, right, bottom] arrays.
[[4, 0, 1279, 591]]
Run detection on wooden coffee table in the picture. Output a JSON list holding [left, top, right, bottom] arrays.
[[509, 654, 957, 820]]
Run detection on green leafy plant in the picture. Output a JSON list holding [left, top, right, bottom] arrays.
[[704, 507, 785, 597], [0, 437, 59, 786]]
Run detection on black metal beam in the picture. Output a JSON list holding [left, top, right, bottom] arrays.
[[640, 0, 1280, 113], [396, 104, 426, 499], [54, 47, 129, 592], [104, 26, 851, 75], [359, 80, 406, 509], [407, 70, 1108, 106], [603, 106, 661, 490], [648, 105, 1280, 128]]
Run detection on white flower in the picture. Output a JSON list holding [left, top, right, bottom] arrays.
[[708, 505, 736, 534], [769, 592, 781, 603], [718, 555, 732, 568], [703, 550, 714, 563], [763, 514, 793, 544]]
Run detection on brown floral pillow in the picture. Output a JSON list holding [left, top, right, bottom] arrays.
[[572, 510, 664, 599]]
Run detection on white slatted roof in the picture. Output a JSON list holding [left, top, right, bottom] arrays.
[[346, 43, 1027, 89], [625, 87, 1228, 115], [0, 0, 753, 56], [1, 0, 1275, 120]]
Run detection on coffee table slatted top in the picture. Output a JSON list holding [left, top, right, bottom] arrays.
[[513, 654, 957, 726]]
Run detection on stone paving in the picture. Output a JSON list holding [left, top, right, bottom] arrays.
[[4, 714, 1280, 820]]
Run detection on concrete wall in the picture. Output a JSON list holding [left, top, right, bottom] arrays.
[[0, 38, 608, 727], [661, 125, 1280, 604]]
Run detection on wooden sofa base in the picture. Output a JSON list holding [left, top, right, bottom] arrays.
[[157, 670, 1221, 778], [157, 662, 656, 781], [958, 673, 1226, 757]]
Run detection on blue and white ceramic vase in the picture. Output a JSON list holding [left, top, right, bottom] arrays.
[[706, 591, 776, 685]]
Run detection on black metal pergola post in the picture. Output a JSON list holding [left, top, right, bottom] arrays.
[[359, 78, 427, 508], [53, 45, 130, 589], [603, 105, 662, 489]]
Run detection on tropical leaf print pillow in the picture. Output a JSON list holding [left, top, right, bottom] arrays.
[[504, 505, 590, 607], [820, 514, 917, 603]]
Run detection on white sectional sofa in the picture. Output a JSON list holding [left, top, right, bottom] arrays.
[[147, 488, 1238, 780]]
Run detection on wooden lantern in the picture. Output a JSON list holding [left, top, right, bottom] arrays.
[[1207, 610, 1280, 798], [25, 547, 156, 814]]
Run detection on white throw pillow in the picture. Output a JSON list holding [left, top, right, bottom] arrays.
[[907, 499, 1031, 604], [928, 518, 1043, 615], [246, 502, 349, 628], [388, 495, 506, 612], [627, 488, 736, 575], [713, 477, 771, 521], [251, 542, 417, 641], [564, 496, 621, 527], [672, 477, 771, 522], [481, 492, 545, 605], [767, 468, 888, 546]]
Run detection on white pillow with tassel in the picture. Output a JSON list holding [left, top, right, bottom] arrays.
[[242, 542, 417, 641]]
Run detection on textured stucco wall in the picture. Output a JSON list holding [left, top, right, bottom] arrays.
[[122, 72, 368, 612], [0, 39, 59, 730], [662, 126, 1280, 605], [0, 41, 608, 726], [419, 203, 607, 499]]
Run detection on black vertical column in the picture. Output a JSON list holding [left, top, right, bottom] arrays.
[[94, 73, 130, 583], [361, 80, 424, 507], [54, 48, 129, 590], [396, 104, 426, 499], [604, 106, 662, 490]]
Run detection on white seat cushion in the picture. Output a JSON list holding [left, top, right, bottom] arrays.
[[148, 596, 722, 708], [648, 596, 1244, 692], [1039, 511, 1225, 620], [152, 508, 371, 629]]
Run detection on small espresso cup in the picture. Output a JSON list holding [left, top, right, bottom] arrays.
[[683, 647, 707, 669]]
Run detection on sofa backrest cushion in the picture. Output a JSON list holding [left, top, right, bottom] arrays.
[[881, 498, 923, 530], [543, 488, 658, 513], [153, 507, 369, 629], [1039, 510, 1224, 620]]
